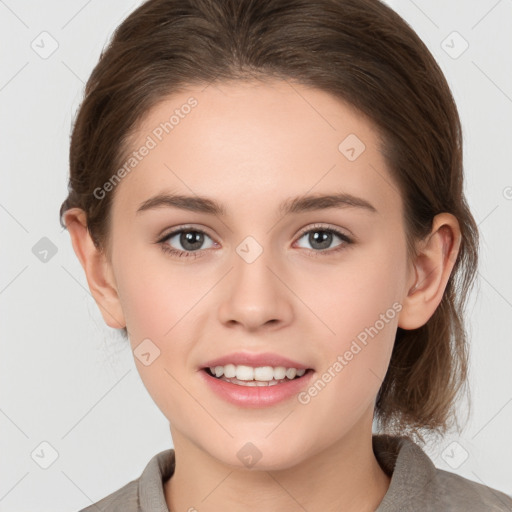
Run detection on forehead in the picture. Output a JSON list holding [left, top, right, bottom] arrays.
[[112, 79, 401, 221]]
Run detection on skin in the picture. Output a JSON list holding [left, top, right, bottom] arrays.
[[65, 79, 461, 512]]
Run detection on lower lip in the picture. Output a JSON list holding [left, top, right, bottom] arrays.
[[199, 368, 315, 408]]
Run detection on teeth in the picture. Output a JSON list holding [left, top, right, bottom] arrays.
[[223, 363, 236, 378], [285, 368, 297, 379], [208, 364, 307, 381]]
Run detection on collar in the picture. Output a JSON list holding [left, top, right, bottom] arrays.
[[137, 435, 434, 511]]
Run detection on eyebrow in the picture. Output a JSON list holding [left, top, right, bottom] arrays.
[[136, 191, 378, 216]]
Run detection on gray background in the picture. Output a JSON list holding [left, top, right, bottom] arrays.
[[1, 0, 511, 510]]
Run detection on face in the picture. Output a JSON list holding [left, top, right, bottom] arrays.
[[107, 80, 412, 469]]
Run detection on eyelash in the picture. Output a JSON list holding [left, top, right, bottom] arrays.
[[156, 224, 354, 260]]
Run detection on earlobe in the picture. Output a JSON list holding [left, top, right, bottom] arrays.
[[398, 213, 461, 330], [64, 208, 126, 330]]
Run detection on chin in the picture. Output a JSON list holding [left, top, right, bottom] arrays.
[[204, 438, 309, 472]]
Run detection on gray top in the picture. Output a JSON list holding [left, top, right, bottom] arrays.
[[78, 435, 512, 511]]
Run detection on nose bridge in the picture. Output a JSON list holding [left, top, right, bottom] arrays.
[[217, 234, 292, 329]]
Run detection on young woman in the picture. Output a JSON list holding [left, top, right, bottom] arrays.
[[60, 0, 512, 510]]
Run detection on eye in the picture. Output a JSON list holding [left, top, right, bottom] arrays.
[[295, 224, 353, 255], [156, 224, 353, 260], [157, 227, 216, 259]]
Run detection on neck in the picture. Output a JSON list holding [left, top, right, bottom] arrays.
[[164, 412, 390, 512]]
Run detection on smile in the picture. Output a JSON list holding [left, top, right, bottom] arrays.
[[207, 364, 307, 384], [200, 366, 315, 407]]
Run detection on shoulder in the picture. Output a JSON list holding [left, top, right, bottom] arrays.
[[77, 479, 140, 512], [76, 448, 175, 512], [374, 434, 512, 511], [432, 468, 512, 511]]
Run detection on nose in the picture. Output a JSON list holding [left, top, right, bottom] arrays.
[[217, 244, 293, 332]]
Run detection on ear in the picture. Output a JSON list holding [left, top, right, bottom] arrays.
[[63, 208, 126, 330], [397, 213, 461, 330]]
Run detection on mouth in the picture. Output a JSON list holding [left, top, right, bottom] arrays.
[[199, 361, 316, 407], [201, 366, 314, 387]]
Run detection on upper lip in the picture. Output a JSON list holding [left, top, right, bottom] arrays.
[[201, 352, 312, 370]]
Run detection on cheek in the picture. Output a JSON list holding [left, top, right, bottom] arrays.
[[115, 249, 208, 340], [113, 248, 216, 401], [115, 261, 202, 419], [297, 242, 405, 408], [300, 240, 406, 344]]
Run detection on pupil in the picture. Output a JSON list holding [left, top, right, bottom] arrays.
[[181, 231, 204, 251], [310, 230, 332, 250]]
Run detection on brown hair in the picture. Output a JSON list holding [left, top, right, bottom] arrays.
[[59, 0, 479, 439]]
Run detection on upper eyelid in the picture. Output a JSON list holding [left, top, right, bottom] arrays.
[[159, 224, 214, 239], [296, 223, 352, 239]]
